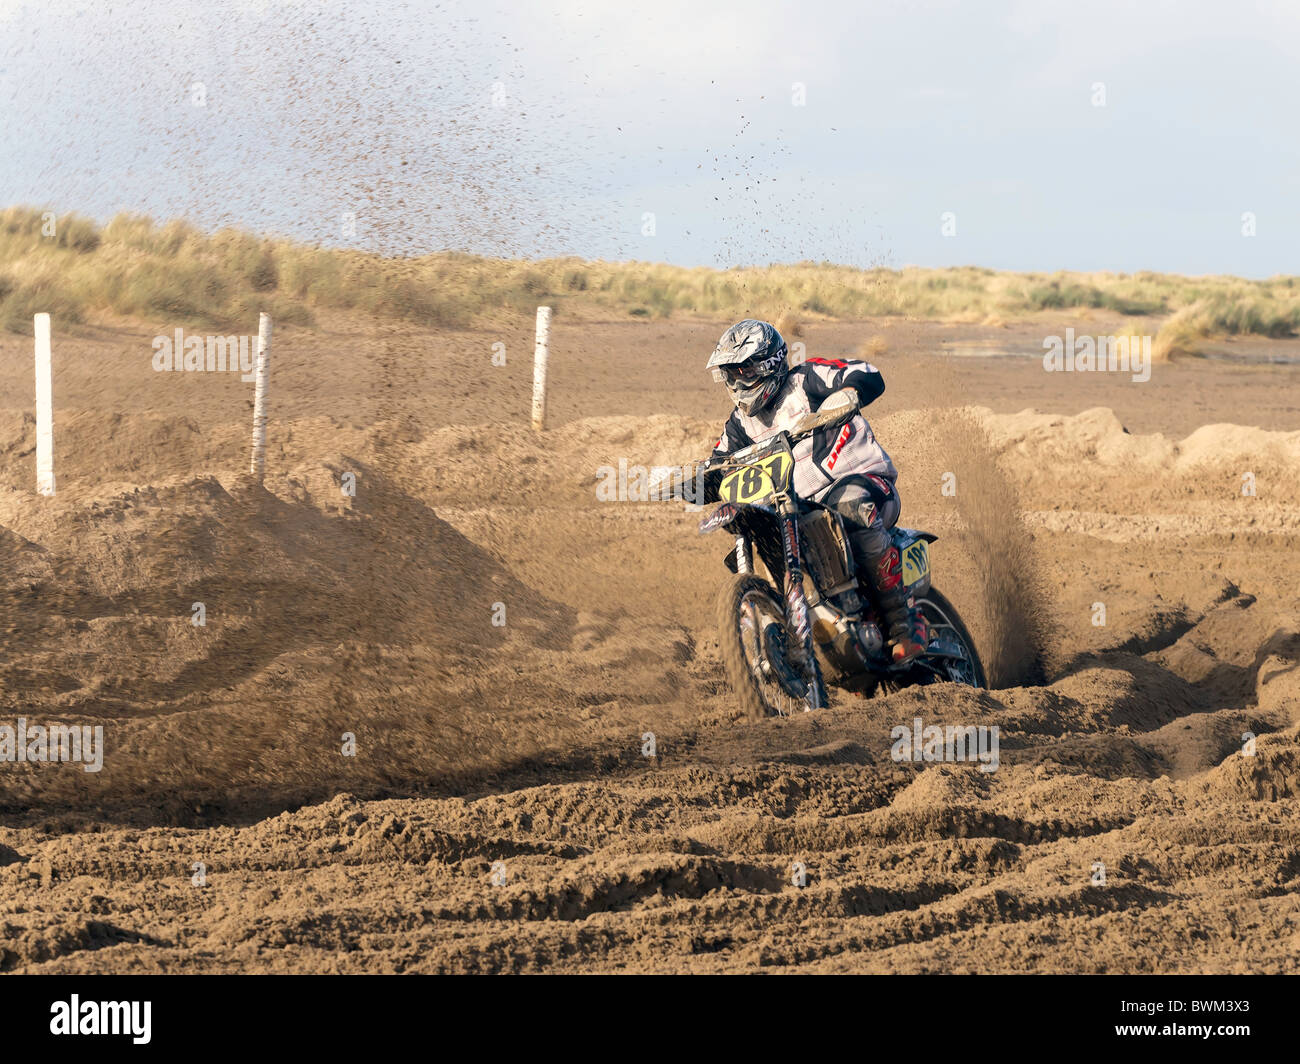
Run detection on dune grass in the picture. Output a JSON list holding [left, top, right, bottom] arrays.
[[3, 206, 1299, 343]]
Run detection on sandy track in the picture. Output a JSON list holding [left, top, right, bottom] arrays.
[[1, 316, 1298, 973]]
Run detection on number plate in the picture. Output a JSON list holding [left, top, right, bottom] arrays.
[[719, 453, 794, 504], [901, 539, 930, 584]]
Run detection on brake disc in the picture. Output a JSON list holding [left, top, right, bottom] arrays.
[[761, 623, 808, 700]]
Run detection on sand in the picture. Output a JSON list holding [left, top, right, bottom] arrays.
[[1, 312, 1298, 973]]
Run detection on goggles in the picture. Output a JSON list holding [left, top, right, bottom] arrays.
[[712, 357, 771, 385]]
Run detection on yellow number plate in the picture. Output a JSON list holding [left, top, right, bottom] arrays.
[[719, 453, 793, 504], [901, 539, 930, 584]]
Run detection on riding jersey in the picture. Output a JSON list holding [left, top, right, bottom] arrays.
[[710, 358, 896, 502]]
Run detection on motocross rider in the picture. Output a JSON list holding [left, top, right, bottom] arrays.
[[706, 319, 928, 665]]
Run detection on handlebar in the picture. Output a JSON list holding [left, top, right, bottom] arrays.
[[648, 389, 861, 498], [702, 387, 861, 473]]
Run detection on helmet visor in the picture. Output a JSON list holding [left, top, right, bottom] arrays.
[[713, 356, 769, 385]]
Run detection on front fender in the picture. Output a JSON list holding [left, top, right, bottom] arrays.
[[698, 501, 776, 534], [698, 502, 740, 534]]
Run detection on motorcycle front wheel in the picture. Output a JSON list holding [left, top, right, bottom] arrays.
[[716, 573, 823, 720]]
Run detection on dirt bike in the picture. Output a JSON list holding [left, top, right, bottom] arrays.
[[690, 388, 986, 719]]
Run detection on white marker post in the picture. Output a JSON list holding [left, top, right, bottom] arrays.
[[34, 313, 55, 496], [532, 305, 551, 432], [250, 313, 272, 480]]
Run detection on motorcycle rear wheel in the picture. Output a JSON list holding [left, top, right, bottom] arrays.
[[913, 586, 987, 688]]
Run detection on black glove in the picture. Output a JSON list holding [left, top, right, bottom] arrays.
[[689, 460, 725, 505]]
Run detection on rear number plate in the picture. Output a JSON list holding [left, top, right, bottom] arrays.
[[902, 540, 930, 584]]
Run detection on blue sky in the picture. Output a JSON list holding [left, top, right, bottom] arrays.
[[2, 0, 1297, 275]]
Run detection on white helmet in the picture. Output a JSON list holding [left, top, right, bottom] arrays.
[[706, 319, 789, 415]]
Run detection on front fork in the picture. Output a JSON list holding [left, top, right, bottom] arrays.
[[734, 535, 752, 575], [775, 503, 825, 711]]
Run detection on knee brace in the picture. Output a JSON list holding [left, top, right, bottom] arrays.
[[847, 513, 891, 564]]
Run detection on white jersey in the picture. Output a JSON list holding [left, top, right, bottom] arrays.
[[711, 358, 896, 502]]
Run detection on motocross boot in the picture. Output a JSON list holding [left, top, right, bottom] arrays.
[[865, 545, 928, 666]]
